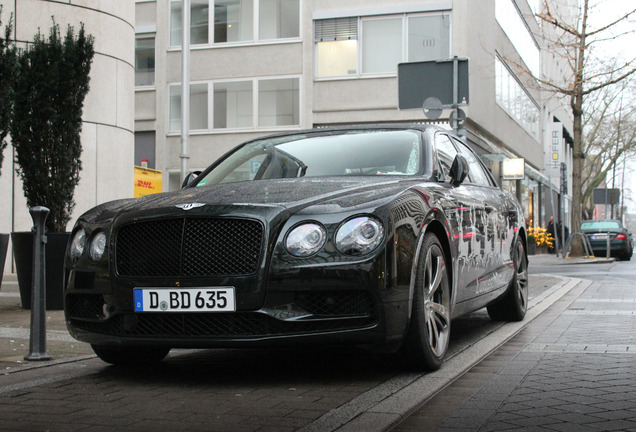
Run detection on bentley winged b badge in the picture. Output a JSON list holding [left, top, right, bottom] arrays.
[[175, 203, 205, 211]]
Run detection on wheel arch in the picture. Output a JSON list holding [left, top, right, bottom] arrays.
[[517, 226, 529, 266], [406, 212, 454, 323]]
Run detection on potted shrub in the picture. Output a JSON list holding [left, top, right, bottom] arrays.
[[10, 21, 94, 309], [526, 232, 537, 256], [0, 9, 16, 287], [527, 227, 554, 255]]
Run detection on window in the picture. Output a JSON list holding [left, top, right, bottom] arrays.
[[453, 139, 493, 187], [495, 0, 540, 76], [495, 57, 540, 139], [195, 130, 422, 186], [259, 0, 300, 39], [214, 81, 253, 128], [258, 78, 299, 127], [315, 12, 451, 78], [170, 0, 210, 45], [362, 18, 401, 74], [135, 36, 155, 86], [169, 83, 209, 131], [170, 0, 300, 46], [315, 18, 358, 77], [434, 134, 458, 183], [169, 77, 300, 132], [214, 0, 253, 43], [407, 15, 451, 62]]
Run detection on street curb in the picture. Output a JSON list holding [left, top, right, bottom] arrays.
[[297, 275, 588, 432]]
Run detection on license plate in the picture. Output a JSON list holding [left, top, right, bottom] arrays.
[[592, 234, 608, 240], [134, 287, 236, 312]]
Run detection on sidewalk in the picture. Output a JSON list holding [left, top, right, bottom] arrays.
[[0, 274, 94, 375], [392, 276, 636, 431], [528, 253, 615, 266]]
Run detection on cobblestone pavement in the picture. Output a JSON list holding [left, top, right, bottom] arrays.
[[393, 278, 636, 432], [0, 256, 616, 432]]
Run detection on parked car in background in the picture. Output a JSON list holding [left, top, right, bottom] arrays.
[[64, 124, 528, 371], [581, 220, 633, 260]]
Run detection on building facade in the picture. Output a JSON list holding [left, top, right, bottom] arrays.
[[135, 0, 574, 229], [0, 0, 576, 275]]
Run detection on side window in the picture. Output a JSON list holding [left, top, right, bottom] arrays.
[[434, 134, 458, 183], [452, 138, 493, 187]]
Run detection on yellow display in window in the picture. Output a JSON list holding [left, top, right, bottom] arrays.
[[134, 165, 162, 198]]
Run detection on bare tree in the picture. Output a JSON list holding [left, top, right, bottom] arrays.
[[580, 78, 636, 220], [534, 0, 636, 255]]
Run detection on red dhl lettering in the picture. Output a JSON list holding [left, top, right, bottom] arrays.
[[136, 180, 154, 189]]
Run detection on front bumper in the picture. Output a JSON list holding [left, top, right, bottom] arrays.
[[64, 258, 409, 349]]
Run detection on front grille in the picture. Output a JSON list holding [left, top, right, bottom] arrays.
[[295, 292, 374, 316], [115, 217, 264, 277]]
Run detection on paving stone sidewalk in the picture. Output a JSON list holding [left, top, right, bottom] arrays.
[[393, 278, 636, 432]]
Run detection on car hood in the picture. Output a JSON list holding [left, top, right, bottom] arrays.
[[79, 177, 425, 224]]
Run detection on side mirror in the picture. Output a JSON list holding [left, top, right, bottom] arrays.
[[181, 171, 202, 189], [449, 155, 469, 186]]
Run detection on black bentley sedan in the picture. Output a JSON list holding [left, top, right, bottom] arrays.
[[64, 125, 528, 371]]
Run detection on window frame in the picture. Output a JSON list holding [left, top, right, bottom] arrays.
[[168, 76, 302, 134], [495, 56, 540, 140], [135, 33, 156, 88], [314, 11, 452, 80], [169, 0, 302, 48]]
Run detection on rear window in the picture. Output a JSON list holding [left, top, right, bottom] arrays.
[[581, 221, 620, 230]]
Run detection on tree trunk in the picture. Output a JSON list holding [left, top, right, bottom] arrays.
[[569, 0, 589, 257]]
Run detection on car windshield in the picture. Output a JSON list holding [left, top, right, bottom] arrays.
[[195, 130, 422, 186], [581, 221, 621, 230]]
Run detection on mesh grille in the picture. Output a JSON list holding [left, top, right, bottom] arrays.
[[115, 218, 264, 277], [66, 294, 105, 320], [295, 292, 374, 316], [70, 312, 376, 338]]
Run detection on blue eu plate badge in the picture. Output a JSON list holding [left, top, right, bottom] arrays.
[[134, 289, 143, 311]]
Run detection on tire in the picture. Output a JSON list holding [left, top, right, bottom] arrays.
[[487, 237, 528, 322], [91, 344, 170, 366], [402, 234, 451, 371]]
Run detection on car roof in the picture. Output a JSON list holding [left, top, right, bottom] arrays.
[[243, 123, 449, 143]]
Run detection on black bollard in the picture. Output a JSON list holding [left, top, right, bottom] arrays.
[[24, 206, 52, 361]]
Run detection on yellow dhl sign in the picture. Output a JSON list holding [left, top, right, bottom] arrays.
[[134, 166, 162, 198]]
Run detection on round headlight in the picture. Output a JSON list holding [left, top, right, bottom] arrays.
[[88, 231, 107, 262], [335, 217, 384, 256], [285, 223, 327, 257], [70, 228, 86, 261]]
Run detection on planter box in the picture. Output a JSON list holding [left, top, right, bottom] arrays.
[[11, 231, 70, 310], [0, 234, 8, 287]]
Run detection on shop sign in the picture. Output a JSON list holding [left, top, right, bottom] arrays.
[[502, 158, 525, 180], [545, 121, 562, 178]]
